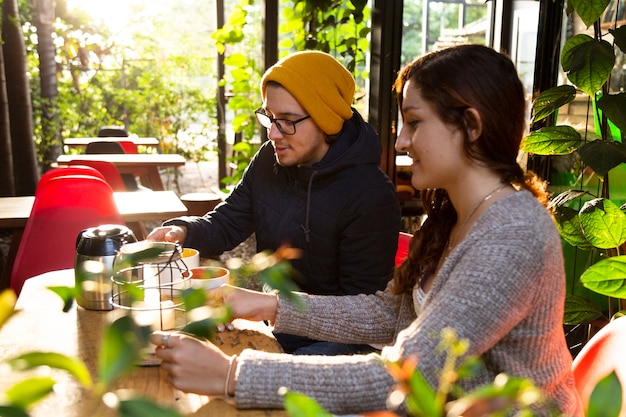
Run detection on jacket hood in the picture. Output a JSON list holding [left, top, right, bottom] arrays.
[[289, 108, 382, 184]]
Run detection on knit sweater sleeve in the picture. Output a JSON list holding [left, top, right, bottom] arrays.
[[234, 350, 395, 413], [233, 286, 411, 413], [272, 282, 411, 345]]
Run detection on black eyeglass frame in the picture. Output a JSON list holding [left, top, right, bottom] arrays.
[[254, 108, 311, 136]]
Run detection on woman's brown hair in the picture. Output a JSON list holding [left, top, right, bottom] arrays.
[[392, 45, 548, 294]]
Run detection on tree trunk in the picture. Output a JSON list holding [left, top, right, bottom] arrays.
[[2, 0, 39, 195], [35, 0, 61, 171], [0, 42, 16, 197]]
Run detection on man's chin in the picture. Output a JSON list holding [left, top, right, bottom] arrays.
[[274, 155, 296, 167]]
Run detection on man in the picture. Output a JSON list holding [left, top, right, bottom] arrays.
[[148, 51, 401, 354]]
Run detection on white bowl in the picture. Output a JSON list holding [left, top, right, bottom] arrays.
[[189, 266, 229, 290]]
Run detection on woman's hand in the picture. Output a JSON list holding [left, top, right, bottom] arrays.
[[151, 331, 233, 396], [146, 225, 187, 243], [214, 285, 278, 323]]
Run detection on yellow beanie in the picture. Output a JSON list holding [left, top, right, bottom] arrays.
[[261, 51, 355, 136]]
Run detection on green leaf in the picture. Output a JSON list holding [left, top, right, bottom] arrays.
[[579, 199, 626, 249], [257, 261, 304, 309], [531, 85, 577, 123], [406, 365, 440, 417], [447, 374, 542, 416], [564, 295, 604, 325], [8, 352, 92, 387], [181, 305, 231, 339], [578, 140, 626, 177], [610, 26, 626, 54], [0, 405, 29, 417], [181, 287, 208, 311], [522, 126, 583, 155], [118, 396, 183, 417], [581, 256, 626, 298], [597, 93, 626, 133], [587, 372, 622, 417], [554, 205, 594, 250], [570, 0, 611, 28], [113, 246, 168, 274], [4, 377, 55, 409], [561, 35, 615, 97], [224, 53, 248, 67], [47, 285, 76, 312], [282, 391, 333, 417], [98, 314, 151, 390], [0, 289, 18, 330]]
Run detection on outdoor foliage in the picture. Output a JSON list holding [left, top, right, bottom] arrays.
[[212, 0, 374, 189], [22, 0, 218, 170], [521, 1, 626, 325]]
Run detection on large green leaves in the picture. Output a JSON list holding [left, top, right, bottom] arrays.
[[564, 295, 604, 325], [8, 352, 92, 387], [597, 92, 626, 133], [531, 85, 576, 123], [117, 396, 183, 417], [579, 198, 626, 249], [97, 314, 151, 390], [610, 26, 626, 54], [587, 372, 623, 417], [581, 256, 626, 298], [0, 405, 29, 417], [522, 126, 582, 155], [578, 140, 626, 177], [561, 34, 615, 97], [587, 371, 624, 417], [570, 0, 611, 28], [2, 377, 55, 410], [282, 391, 333, 417], [554, 206, 594, 251]]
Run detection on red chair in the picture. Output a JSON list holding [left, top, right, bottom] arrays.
[[84, 140, 143, 190], [117, 140, 139, 154], [10, 175, 125, 296], [36, 166, 106, 195], [571, 316, 626, 416], [395, 232, 412, 267], [67, 159, 128, 191]]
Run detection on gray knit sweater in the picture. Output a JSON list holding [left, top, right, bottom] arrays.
[[234, 191, 583, 416]]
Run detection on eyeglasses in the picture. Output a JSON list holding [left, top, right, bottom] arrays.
[[255, 108, 311, 135]]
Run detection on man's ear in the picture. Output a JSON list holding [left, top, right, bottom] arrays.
[[464, 108, 482, 142]]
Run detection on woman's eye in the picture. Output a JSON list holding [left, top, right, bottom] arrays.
[[406, 120, 420, 128]]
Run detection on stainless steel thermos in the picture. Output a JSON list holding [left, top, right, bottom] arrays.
[[74, 224, 137, 310]]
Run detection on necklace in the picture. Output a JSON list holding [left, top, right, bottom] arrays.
[[446, 183, 508, 252]]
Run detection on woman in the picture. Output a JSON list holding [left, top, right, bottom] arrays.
[[150, 45, 583, 416]]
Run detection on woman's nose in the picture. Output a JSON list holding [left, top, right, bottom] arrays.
[[395, 126, 409, 153]]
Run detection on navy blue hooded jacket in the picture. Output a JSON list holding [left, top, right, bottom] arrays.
[[165, 109, 401, 296]]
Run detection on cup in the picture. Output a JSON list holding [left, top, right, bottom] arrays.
[[159, 247, 199, 286], [180, 248, 200, 269], [189, 266, 230, 290]]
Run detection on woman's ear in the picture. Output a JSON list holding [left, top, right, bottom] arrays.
[[464, 108, 482, 142]]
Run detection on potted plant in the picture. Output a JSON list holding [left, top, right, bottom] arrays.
[[522, 1, 626, 332]]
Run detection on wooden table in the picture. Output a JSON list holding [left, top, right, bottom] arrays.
[[0, 191, 188, 290], [64, 137, 160, 149], [56, 154, 186, 191], [0, 269, 285, 417]]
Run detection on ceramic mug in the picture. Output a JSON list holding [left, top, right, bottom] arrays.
[[160, 247, 200, 286]]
